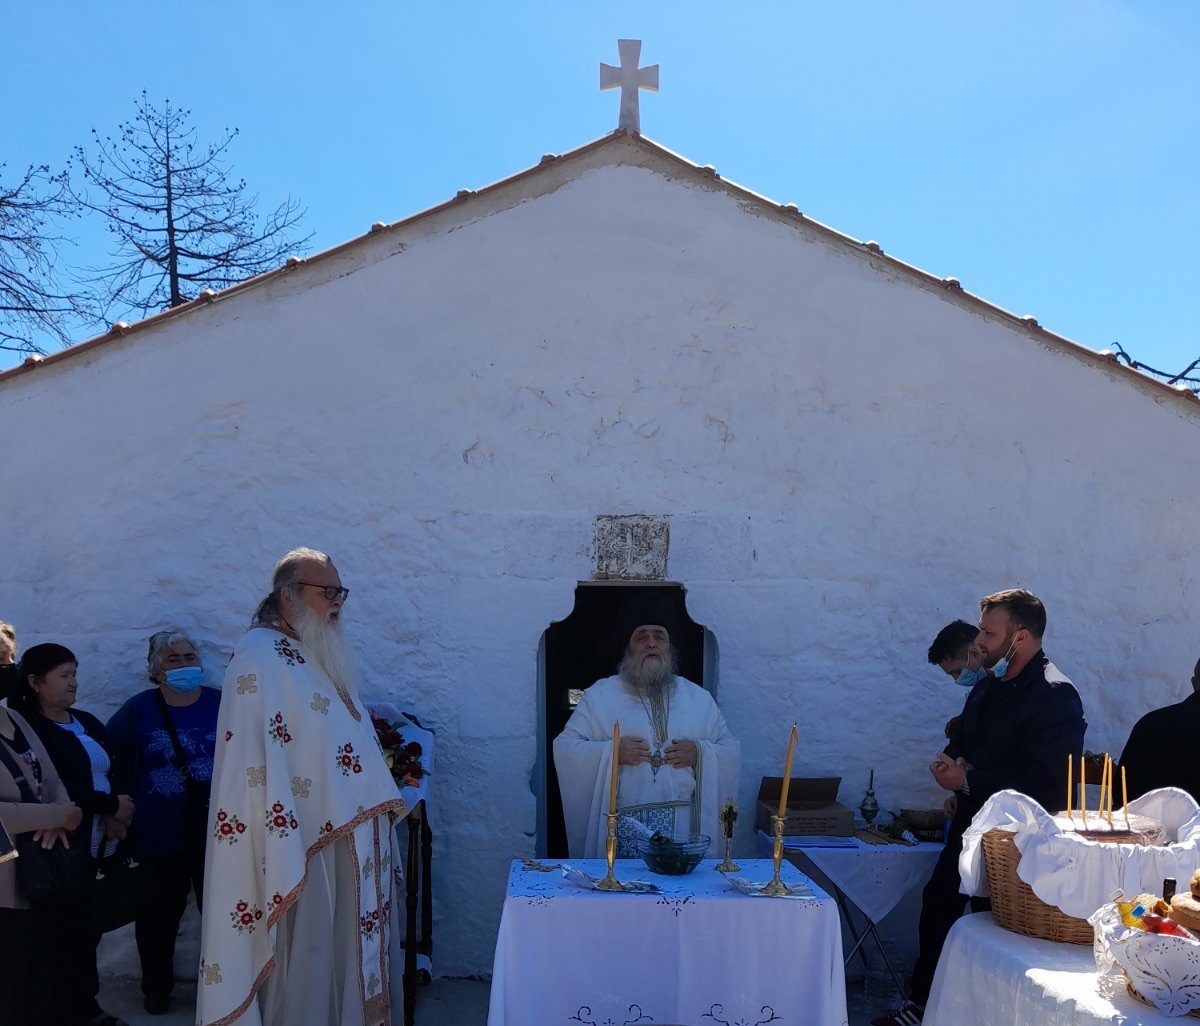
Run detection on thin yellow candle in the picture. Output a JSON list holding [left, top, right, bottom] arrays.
[[608, 722, 620, 816], [777, 724, 798, 820], [1107, 755, 1115, 826], [1081, 756, 1088, 824], [1070, 753, 1080, 820], [1122, 765, 1129, 826], [1102, 755, 1111, 825]]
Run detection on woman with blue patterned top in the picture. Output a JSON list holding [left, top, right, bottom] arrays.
[[107, 630, 220, 1017]]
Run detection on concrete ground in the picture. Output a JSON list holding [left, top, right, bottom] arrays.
[[96, 903, 879, 1025]]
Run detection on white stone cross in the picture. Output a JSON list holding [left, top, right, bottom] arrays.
[[600, 39, 659, 134]]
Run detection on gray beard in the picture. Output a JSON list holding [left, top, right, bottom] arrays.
[[618, 650, 676, 697], [290, 602, 358, 698]]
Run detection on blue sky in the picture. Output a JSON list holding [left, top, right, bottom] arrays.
[[5, 1, 1198, 375]]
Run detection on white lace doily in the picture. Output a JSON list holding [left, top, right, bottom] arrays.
[[1089, 901, 1200, 1016]]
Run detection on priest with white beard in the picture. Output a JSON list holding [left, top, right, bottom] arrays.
[[554, 598, 740, 858], [197, 547, 405, 1026]]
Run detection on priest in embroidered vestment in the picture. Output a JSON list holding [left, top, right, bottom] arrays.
[[197, 548, 406, 1026], [554, 598, 740, 858]]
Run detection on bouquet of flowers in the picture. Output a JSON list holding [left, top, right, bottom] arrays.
[[371, 714, 428, 789]]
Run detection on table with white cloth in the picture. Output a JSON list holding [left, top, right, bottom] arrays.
[[757, 830, 942, 989], [488, 858, 849, 1026], [924, 912, 1185, 1026]]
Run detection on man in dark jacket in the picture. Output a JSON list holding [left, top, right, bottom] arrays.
[[1120, 657, 1200, 803], [873, 589, 1087, 1026]]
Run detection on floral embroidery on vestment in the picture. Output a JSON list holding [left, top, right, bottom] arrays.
[[337, 741, 363, 775], [273, 638, 305, 665], [269, 712, 293, 745], [213, 809, 247, 844], [265, 801, 299, 838], [229, 899, 263, 934]]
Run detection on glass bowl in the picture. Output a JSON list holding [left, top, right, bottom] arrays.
[[630, 833, 710, 875]]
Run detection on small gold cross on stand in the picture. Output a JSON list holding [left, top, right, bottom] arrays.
[[596, 812, 625, 890], [715, 796, 741, 873]]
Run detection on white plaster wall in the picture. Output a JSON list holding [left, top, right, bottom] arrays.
[[2, 154, 1199, 975]]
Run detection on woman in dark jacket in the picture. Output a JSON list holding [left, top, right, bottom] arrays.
[[12, 643, 133, 1026]]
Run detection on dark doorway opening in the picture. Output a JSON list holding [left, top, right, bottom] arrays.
[[538, 581, 711, 858]]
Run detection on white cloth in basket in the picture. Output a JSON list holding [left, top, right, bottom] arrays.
[[958, 788, 1200, 920]]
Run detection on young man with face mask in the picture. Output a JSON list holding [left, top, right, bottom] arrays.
[[107, 630, 220, 1016], [874, 590, 1086, 1026]]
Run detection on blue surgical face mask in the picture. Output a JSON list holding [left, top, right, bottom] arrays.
[[164, 666, 204, 693], [955, 666, 988, 688], [990, 637, 1018, 680]]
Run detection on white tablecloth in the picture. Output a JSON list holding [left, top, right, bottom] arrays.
[[757, 830, 943, 924], [488, 859, 849, 1026], [925, 912, 1185, 1026]]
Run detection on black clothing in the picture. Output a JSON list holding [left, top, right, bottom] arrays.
[[22, 709, 119, 852], [1120, 691, 1200, 803], [136, 850, 206, 1002], [20, 710, 116, 1024], [910, 650, 1086, 1005], [944, 651, 1086, 820]]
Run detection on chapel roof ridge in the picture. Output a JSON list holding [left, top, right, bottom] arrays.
[[1, 130, 1194, 411]]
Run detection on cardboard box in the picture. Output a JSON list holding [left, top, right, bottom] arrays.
[[756, 777, 855, 836]]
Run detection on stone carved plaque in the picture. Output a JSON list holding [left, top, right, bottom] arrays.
[[593, 515, 669, 580]]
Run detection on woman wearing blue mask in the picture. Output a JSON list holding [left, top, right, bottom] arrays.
[[106, 630, 219, 1017]]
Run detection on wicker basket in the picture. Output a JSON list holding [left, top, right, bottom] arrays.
[[901, 808, 946, 843], [980, 827, 1094, 945], [1126, 977, 1200, 1018]]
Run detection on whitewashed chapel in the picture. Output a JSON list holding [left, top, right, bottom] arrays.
[[2, 84, 1200, 976]]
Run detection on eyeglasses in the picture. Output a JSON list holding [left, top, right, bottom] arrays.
[[298, 582, 350, 602]]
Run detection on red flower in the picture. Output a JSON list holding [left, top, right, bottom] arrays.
[[235, 822, 246, 833], [219, 823, 233, 836], [272, 802, 284, 813], [343, 743, 353, 754], [341, 756, 352, 767], [217, 810, 228, 822], [352, 764, 363, 774], [273, 815, 287, 828], [236, 900, 248, 912], [240, 912, 253, 925]]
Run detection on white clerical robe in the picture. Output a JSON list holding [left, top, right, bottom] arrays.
[[554, 675, 740, 858], [196, 628, 406, 1026]]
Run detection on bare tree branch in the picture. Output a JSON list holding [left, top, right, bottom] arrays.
[[1110, 343, 1200, 392], [0, 163, 87, 354], [72, 91, 311, 319]]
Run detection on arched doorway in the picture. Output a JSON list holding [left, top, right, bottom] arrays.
[[537, 581, 715, 858]]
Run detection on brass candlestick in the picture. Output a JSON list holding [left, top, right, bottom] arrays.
[[715, 796, 740, 873], [761, 814, 790, 896], [596, 812, 624, 891]]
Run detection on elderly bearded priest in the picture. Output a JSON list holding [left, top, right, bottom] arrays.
[[554, 599, 740, 858], [197, 548, 406, 1026]]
